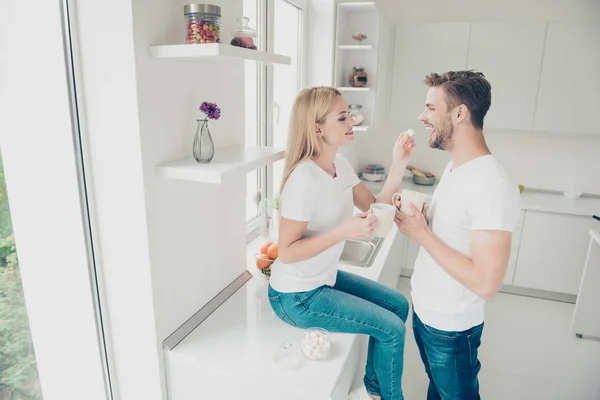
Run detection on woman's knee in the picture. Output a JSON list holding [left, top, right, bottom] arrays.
[[376, 314, 406, 344], [390, 291, 409, 323]]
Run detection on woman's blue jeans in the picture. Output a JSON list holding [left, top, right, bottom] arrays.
[[268, 270, 409, 400]]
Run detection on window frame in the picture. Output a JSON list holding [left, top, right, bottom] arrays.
[[245, 0, 307, 242]]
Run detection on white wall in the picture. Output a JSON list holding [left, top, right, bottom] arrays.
[[354, 124, 600, 195], [71, 0, 163, 398], [306, 0, 335, 87], [72, 0, 246, 398], [349, 0, 600, 196], [376, 0, 600, 22]]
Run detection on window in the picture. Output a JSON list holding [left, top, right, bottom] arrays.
[[244, 0, 266, 234], [245, 0, 306, 238], [0, 2, 112, 397], [0, 153, 42, 400], [270, 0, 306, 198]]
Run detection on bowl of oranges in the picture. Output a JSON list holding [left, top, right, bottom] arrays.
[[254, 241, 279, 280]]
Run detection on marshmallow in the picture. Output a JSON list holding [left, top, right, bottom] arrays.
[[301, 329, 331, 360]]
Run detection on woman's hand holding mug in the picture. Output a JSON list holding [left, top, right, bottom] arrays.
[[341, 212, 377, 240]]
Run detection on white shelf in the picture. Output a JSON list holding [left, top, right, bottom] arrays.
[[149, 43, 291, 65], [338, 1, 377, 11], [338, 45, 376, 51], [353, 125, 370, 132], [156, 145, 285, 184], [337, 87, 371, 92]]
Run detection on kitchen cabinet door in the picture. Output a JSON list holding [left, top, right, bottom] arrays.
[[381, 233, 407, 289], [401, 238, 421, 276], [504, 210, 525, 285], [513, 211, 598, 294], [467, 23, 546, 131], [533, 23, 600, 134], [390, 23, 470, 124]]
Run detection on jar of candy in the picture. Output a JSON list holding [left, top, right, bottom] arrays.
[[230, 16, 257, 50], [348, 66, 368, 87], [348, 104, 365, 126], [184, 4, 221, 44]]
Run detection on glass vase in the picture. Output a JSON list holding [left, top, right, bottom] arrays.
[[193, 119, 215, 163]]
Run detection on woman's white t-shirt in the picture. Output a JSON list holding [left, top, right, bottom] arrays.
[[269, 154, 360, 293]]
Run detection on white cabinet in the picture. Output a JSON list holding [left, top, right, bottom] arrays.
[[390, 23, 470, 124], [513, 211, 598, 295], [467, 23, 547, 131], [533, 23, 600, 134], [381, 232, 407, 288], [404, 238, 420, 274], [399, 236, 420, 277]]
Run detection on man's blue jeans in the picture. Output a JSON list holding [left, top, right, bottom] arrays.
[[412, 310, 484, 400], [268, 270, 409, 400]]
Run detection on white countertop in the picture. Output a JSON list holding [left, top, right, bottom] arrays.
[[361, 177, 600, 218], [519, 192, 600, 217], [165, 228, 399, 400]]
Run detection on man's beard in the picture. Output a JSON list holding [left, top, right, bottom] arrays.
[[429, 116, 454, 151]]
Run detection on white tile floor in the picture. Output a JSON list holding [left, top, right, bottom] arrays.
[[395, 278, 600, 400]]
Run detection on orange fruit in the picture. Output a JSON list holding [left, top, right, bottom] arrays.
[[267, 243, 279, 260], [260, 241, 274, 255], [255, 255, 272, 270]]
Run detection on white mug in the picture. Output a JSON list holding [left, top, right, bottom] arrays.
[[392, 189, 429, 217], [369, 203, 397, 237]]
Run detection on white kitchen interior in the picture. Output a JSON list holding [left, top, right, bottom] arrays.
[[1, 0, 600, 400]]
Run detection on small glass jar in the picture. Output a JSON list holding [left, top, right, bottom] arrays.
[[231, 16, 257, 50], [184, 4, 222, 44], [348, 66, 368, 87], [273, 342, 301, 370], [301, 327, 331, 361], [348, 104, 365, 126]]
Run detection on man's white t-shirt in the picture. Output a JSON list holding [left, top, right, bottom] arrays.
[[269, 154, 360, 293], [411, 155, 521, 332]]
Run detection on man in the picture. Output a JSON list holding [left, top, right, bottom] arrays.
[[394, 70, 521, 400]]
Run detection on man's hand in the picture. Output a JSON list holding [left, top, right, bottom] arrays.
[[395, 202, 429, 243]]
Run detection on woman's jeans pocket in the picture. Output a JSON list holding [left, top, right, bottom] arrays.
[[268, 291, 296, 326]]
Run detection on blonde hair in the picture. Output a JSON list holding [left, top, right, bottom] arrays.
[[279, 86, 342, 194]]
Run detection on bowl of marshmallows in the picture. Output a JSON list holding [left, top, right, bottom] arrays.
[[301, 327, 331, 360]]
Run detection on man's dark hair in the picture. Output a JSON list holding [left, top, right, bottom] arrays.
[[424, 70, 492, 130]]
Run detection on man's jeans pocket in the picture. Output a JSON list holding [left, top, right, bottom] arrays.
[[467, 324, 483, 367]]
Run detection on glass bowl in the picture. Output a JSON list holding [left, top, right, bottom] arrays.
[[300, 327, 331, 360], [253, 253, 274, 280]]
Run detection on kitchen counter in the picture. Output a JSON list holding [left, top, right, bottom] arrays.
[[164, 227, 400, 400], [519, 192, 600, 217], [362, 177, 600, 217]]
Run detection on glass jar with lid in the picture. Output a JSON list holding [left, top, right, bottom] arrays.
[[348, 66, 368, 87], [348, 104, 365, 126], [230, 16, 257, 50], [184, 4, 222, 44]]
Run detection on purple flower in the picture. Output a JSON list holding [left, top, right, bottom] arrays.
[[199, 102, 221, 120]]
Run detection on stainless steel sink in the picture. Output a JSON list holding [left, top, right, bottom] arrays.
[[339, 237, 384, 268]]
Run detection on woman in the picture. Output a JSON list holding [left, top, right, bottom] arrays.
[[268, 86, 415, 400]]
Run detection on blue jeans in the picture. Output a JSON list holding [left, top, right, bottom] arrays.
[[268, 270, 409, 400], [412, 310, 484, 400]]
